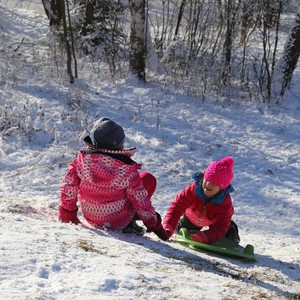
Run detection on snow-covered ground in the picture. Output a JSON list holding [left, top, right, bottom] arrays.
[[0, 2, 299, 300]]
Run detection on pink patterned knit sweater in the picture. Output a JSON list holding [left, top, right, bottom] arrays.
[[60, 148, 157, 230]]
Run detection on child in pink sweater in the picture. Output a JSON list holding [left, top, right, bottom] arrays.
[[59, 117, 168, 240]]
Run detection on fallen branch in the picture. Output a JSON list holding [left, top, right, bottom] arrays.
[[13, 36, 25, 51]]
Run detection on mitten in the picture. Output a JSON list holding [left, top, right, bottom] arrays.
[[147, 212, 170, 241], [189, 231, 208, 244], [153, 225, 170, 241], [59, 206, 81, 225]]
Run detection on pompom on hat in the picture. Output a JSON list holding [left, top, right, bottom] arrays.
[[204, 156, 234, 189], [85, 117, 125, 149]]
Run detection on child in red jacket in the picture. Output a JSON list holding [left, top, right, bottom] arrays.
[[59, 117, 168, 240], [163, 156, 240, 244]]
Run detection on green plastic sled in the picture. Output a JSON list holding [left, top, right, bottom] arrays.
[[174, 228, 256, 261]]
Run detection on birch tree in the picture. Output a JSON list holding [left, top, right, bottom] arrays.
[[279, 7, 300, 96], [129, 0, 146, 81]]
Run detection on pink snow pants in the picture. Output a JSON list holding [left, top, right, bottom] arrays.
[[140, 171, 156, 199]]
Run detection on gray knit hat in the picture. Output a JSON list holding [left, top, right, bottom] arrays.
[[89, 117, 125, 149]]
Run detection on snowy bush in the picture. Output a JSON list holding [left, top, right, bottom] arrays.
[[0, 98, 40, 141]]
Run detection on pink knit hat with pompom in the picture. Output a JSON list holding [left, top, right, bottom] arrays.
[[204, 156, 234, 189]]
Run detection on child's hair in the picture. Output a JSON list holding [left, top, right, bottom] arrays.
[[203, 157, 234, 189]]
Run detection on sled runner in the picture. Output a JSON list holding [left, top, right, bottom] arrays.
[[174, 228, 256, 261]]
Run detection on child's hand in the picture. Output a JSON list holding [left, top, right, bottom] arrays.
[[153, 225, 171, 241], [59, 206, 81, 225], [147, 212, 171, 240]]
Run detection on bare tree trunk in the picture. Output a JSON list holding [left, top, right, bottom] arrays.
[[60, 0, 74, 83], [280, 8, 300, 97], [81, 0, 96, 36], [222, 0, 236, 84], [223, 0, 233, 65], [129, 0, 146, 82], [41, 0, 63, 26], [174, 0, 187, 41]]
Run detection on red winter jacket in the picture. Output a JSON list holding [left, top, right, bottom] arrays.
[[163, 181, 234, 244], [59, 148, 158, 230]]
